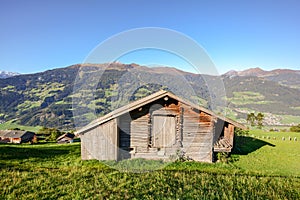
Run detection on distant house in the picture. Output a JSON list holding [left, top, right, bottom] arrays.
[[76, 90, 246, 163], [56, 133, 75, 144], [0, 131, 8, 143], [0, 130, 36, 144]]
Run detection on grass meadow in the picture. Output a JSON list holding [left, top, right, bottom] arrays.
[[233, 130, 300, 177], [0, 130, 299, 199], [0, 120, 42, 133]]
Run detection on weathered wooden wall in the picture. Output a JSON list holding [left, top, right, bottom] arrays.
[[181, 104, 214, 162], [126, 100, 181, 160], [11, 138, 22, 144], [117, 98, 215, 162], [81, 119, 118, 160], [224, 123, 234, 145]]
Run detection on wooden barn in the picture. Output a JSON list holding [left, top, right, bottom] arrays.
[[76, 90, 246, 162], [57, 133, 75, 144], [0, 130, 36, 144]]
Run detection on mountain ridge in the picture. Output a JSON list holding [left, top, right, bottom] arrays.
[[223, 67, 300, 89], [224, 67, 300, 77], [0, 63, 299, 129], [0, 70, 20, 79]]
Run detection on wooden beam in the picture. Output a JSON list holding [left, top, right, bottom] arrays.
[[228, 124, 235, 146]]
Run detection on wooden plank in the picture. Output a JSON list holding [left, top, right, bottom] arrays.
[[228, 124, 234, 146], [153, 115, 176, 147], [183, 143, 212, 150], [80, 119, 118, 161], [131, 113, 149, 147], [214, 147, 231, 152], [185, 152, 212, 162]]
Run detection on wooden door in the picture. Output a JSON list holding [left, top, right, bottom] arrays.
[[153, 115, 176, 147]]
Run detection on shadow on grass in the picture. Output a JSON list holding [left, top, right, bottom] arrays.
[[232, 136, 275, 155], [0, 143, 77, 160]]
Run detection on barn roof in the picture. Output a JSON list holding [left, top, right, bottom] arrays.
[[76, 90, 246, 134], [0, 130, 9, 137], [56, 133, 75, 141], [0, 130, 33, 138]]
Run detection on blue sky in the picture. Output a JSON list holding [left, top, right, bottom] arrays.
[[0, 0, 299, 74]]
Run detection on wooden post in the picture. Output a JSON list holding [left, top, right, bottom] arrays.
[[228, 124, 234, 146], [148, 113, 152, 147], [179, 106, 184, 147], [224, 125, 229, 139]]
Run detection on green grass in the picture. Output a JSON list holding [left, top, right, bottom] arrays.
[[24, 82, 65, 100], [2, 85, 15, 91], [17, 100, 41, 110], [0, 120, 42, 132], [232, 130, 300, 176], [279, 115, 300, 124], [223, 107, 238, 121], [0, 130, 299, 199], [292, 106, 300, 110], [227, 91, 273, 105]]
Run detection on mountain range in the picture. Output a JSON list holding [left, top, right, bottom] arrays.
[[0, 64, 299, 130], [224, 67, 300, 89], [0, 71, 20, 79]]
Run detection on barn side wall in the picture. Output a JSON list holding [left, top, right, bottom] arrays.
[[21, 132, 35, 143], [181, 104, 214, 162], [81, 119, 118, 160]]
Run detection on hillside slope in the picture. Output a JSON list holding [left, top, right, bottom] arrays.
[[0, 63, 299, 129]]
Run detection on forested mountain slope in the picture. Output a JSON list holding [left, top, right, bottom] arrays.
[[0, 63, 299, 129]]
